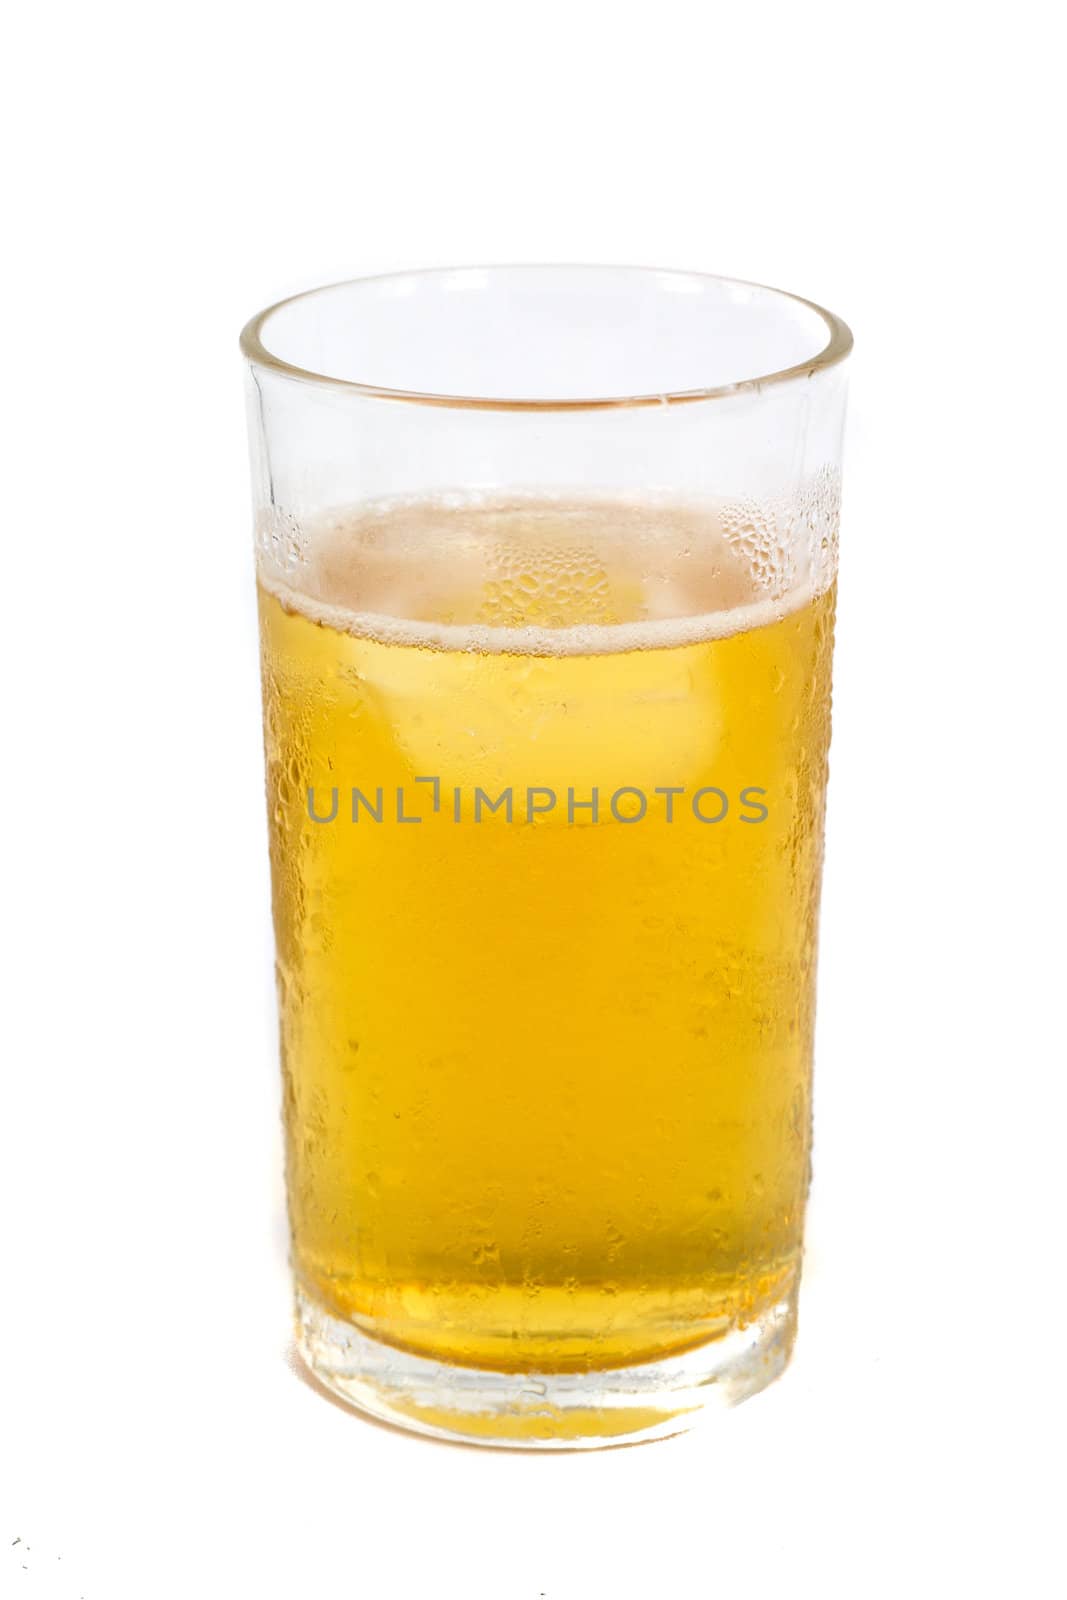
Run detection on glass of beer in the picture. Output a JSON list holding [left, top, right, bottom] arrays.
[[241, 267, 851, 1447]]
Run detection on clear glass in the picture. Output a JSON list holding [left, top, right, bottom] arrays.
[[241, 266, 851, 1447]]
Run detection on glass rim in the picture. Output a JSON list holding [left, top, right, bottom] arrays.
[[239, 264, 853, 412]]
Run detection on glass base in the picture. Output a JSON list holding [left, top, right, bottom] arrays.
[[295, 1284, 797, 1449]]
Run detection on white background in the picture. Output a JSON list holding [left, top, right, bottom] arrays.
[[3, 2, 1064, 1595]]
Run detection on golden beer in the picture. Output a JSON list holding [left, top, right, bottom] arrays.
[[258, 497, 834, 1377]]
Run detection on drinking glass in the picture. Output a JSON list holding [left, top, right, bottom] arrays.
[[241, 266, 851, 1446]]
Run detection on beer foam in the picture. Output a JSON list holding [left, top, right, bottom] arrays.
[[256, 494, 825, 657]]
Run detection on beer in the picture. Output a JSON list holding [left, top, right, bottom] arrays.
[[258, 496, 834, 1376]]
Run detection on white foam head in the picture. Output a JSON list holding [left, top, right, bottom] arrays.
[[256, 493, 827, 656]]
